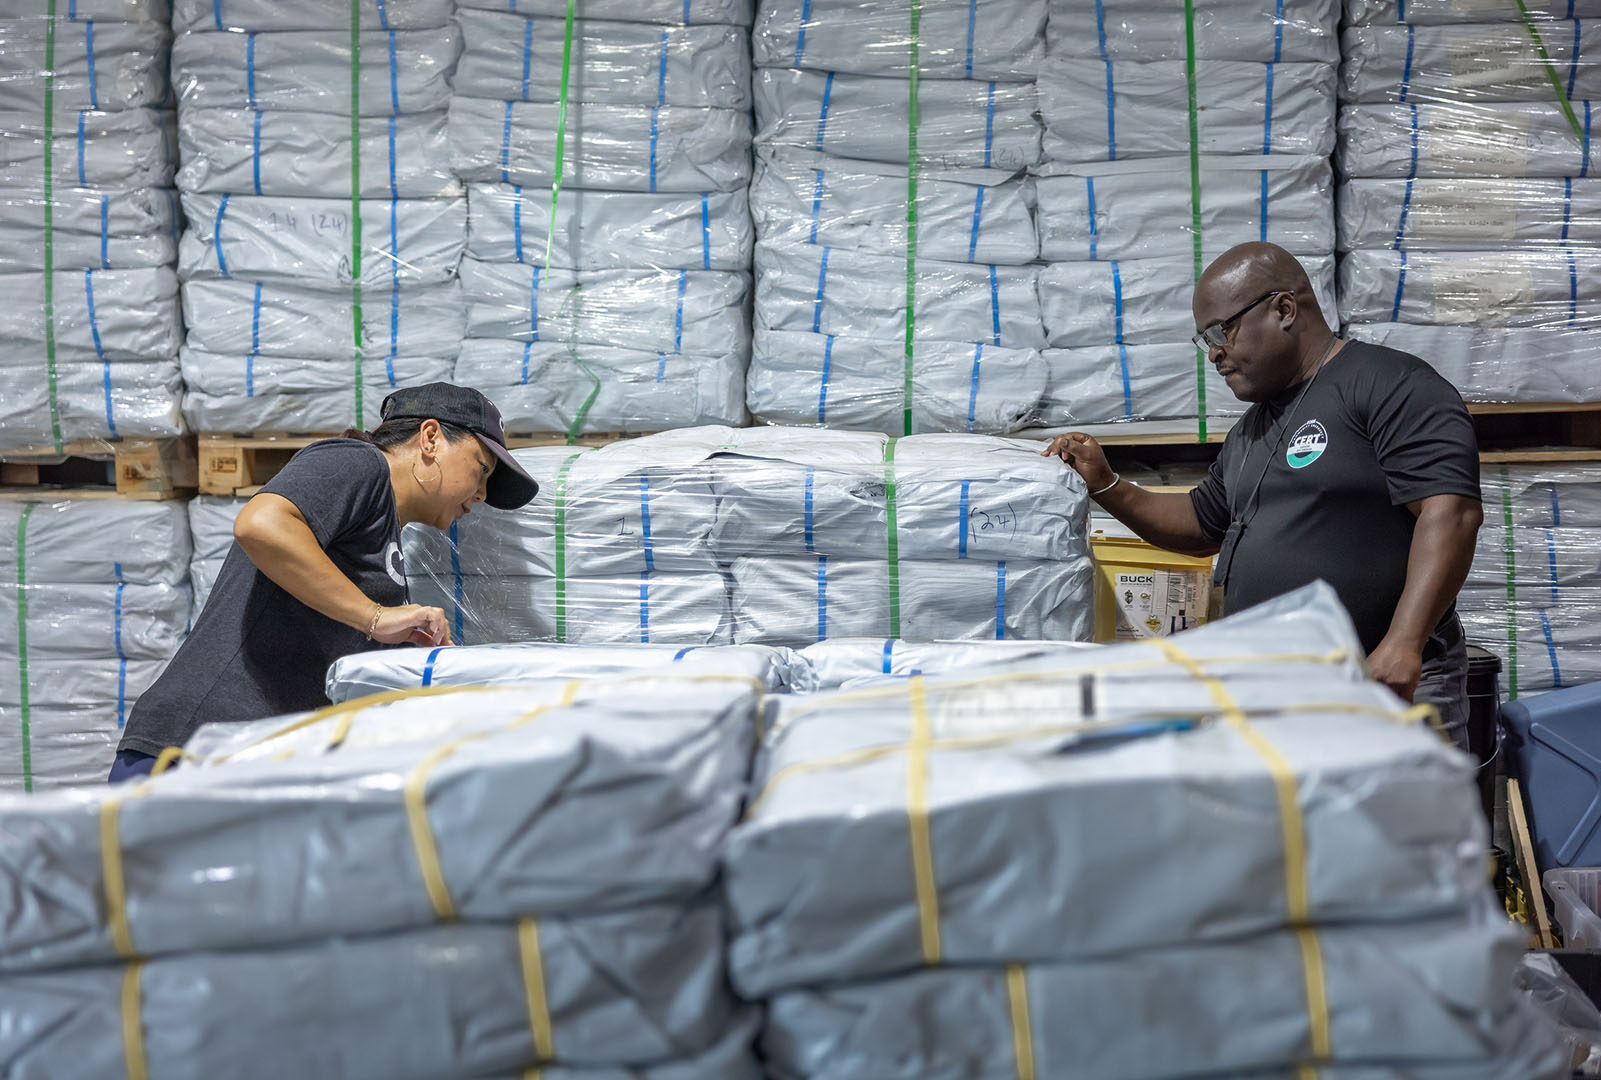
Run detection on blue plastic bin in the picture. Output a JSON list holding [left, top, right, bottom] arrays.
[[1502, 681, 1601, 873]]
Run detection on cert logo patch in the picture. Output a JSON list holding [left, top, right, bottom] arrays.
[[383, 541, 406, 586], [1286, 420, 1329, 469]]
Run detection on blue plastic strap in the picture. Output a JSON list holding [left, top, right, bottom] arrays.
[[76, 112, 86, 185], [815, 556, 828, 640], [1407, 102, 1419, 179], [388, 192, 400, 385], [1551, 483, 1564, 525], [251, 108, 263, 195], [815, 71, 835, 151], [967, 186, 985, 263], [521, 18, 534, 101], [521, 341, 533, 384], [85, 20, 98, 109], [420, 646, 444, 687], [448, 521, 465, 645], [957, 478, 970, 557], [656, 30, 669, 105], [213, 193, 231, 278], [1581, 100, 1592, 178], [1394, 178, 1414, 249], [812, 246, 830, 333], [1273, 0, 1285, 60], [213, 0, 223, 31], [98, 195, 109, 269], [1399, 25, 1415, 102], [817, 334, 834, 422], [1569, 250, 1579, 325], [1118, 342, 1133, 418], [529, 265, 541, 341], [794, 0, 812, 65], [1111, 260, 1125, 343], [387, 30, 400, 115], [513, 184, 525, 262], [808, 168, 825, 244], [684, 0, 692, 23], [68, 0, 76, 19], [113, 566, 126, 726], [1390, 248, 1408, 321], [1095, 0, 1116, 160], [966, 344, 981, 432], [1546, 528, 1561, 605], [987, 264, 1001, 345], [246, 31, 257, 109], [1262, 65, 1275, 153], [648, 107, 660, 193], [965, 0, 977, 78], [1259, 169, 1270, 241], [1569, 20, 1581, 99], [656, 351, 668, 382], [1085, 176, 1099, 260], [376, 0, 392, 30], [638, 570, 651, 643], [700, 193, 711, 269], [994, 560, 1007, 639], [1562, 176, 1574, 240], [1540, 608, 1563, 686], [499, 101, 515, 183], [1397, 0, 1406, 23], [881, 638, 895, 673], [803, 466, 816, 551], [246, 282, 261, 397], [672, 646, 695, 661], [983, 81, 995, 167], [85, 270, 120, 437], [673, 268, 686, 353], [639, 474, 655, 573]]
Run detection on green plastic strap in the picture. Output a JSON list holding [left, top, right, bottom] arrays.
[[350, 0, 366, 425], [884, 439, 902, 637], [1514, 0, 1589, 147], [902, 0, 922, 437], [1500, 469, 1519, 700], [16, 506, 34, 794], [43, 1, 63, 452], [1183, 0, 1206, 444], [552, 452, 581, 643]]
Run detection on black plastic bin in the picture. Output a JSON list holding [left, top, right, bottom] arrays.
[[1466, 645, 1501, 826]]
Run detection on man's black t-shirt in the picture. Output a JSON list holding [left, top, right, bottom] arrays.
[[1188, 339, 1480, 654], [119, 439, 407, 757]]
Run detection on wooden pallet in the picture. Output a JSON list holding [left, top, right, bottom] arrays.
[[1469, 402, 1601, 464], [197, 431, 627, 497], [0, 438, 196, 500]]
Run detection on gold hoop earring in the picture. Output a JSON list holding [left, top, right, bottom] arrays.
[[411, 461, 442, 486]]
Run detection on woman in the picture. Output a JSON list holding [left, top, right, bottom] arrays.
[[109, 383, 539, 781]]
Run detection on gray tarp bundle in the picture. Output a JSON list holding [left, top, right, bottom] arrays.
[[797, 636, 1096, 690], [1336, 101, 1599, 178], [185, 494, 242, 611], [1038, 342, 1244, 426], [1339, 176, 1601, 249], [1340, 22, 1601, 105], [1338, 248, 1601, 330], [0, 17, 170, 112], [0, 499, 190, 789], [752, 0, 1046, 79], [1345, 0, 1601, 22], [1047, 0, 1338, 61], [0, 184, 178, 273]]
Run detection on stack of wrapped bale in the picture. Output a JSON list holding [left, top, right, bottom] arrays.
[[448, 0, 754, 437], [745, 0, 1049, 435], [725, 582, 1569, 1079], [0, 497, 190, 790], [1034, 0, 1339, 435], [185, 493, 242, 612], [1462, 464, 1601, 697], [0, 678, 763, 1077], [404, 426, 1094, 647], [171, 0, 465, 433], [1338, 0, 1601, 401], [797, 636, 1094, 689], [1034, 0, 1339, 430], [0, 0, 183, 449]]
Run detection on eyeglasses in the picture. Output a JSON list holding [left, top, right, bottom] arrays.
[[1191, 290, 1288, 352]]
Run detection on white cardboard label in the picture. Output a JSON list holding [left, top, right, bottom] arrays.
[[1424, 110, 1532, 175], [1445, 39, 1538, 91], [1428, 256, 1536, 324], [1408, 179, 1523, 240]]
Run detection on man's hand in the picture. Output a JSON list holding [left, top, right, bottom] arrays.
[[1367, 635, 1424, 703], [371, 604, 454, 647], [1042, 432, 1117, 494]]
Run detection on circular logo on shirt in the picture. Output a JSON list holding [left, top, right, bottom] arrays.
[[1286, 420, 1329, 470], [383, 541, 406, 586]]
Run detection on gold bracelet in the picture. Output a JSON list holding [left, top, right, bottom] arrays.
[[365, 604, 383, 641]]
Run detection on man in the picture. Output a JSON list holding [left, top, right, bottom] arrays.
[[1046, 242, 1483, 746]]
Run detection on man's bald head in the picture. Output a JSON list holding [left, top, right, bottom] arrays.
[[1191, 242, 1335, 404], [1194, 242, 1319, 319]]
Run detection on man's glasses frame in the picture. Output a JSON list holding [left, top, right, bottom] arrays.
[[1191, 290, 1289, 352]]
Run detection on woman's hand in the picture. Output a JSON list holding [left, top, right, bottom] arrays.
[[370, 604, 455, 647]]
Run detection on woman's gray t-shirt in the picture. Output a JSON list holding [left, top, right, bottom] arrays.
[[118, 439, 408, 758]]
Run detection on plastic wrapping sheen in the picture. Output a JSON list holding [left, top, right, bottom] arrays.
[[179, 353, 457, 433], [0, 18, 169, 112], [1338, 249, 1601, 330], [1344, 323, 1597, 404], [1047, 0, 1338, 62], [797, 637, 1096, 690], [455, 0, 755, 24], [0, 267, 180, 363], [454, 11, 751, 109], [1338, 177, 1601, 250], [172, 0, 454, 31], [0, 363, 185, 448], [181, 278, 466, 360], [1339, 22, 1601, 105], [1344, 0, 1601, 25], [751, 0, 1045, 80], [1037, 342, 1243, 426], [1336, 101, 1598, 178], [0, 186, 179, 273], [0, 106, 175, 189]]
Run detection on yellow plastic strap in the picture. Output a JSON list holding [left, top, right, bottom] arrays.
[[518, 918, 557, 1064], [1005, 964, 1036, 1080], [121, 961, 147, 1080], [149, 745, 185, 776], [100, 795, 138, 958], [904, 674, 942, 964], [1148, 638, 1331, 1067]]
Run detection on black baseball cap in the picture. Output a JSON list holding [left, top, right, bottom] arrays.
[[380, 383, 539, 510]]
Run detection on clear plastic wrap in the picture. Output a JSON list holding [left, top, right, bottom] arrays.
[[1037, 342, 1244, 426], [0, 267, 180, 364], [0, 186, 179, 273], [1047, 0, 1338, 62], [1039, 58, 1337, 163], [1345, 0, 1601, 25], [1338, 248, 1601, 330], [1345, 323, 1596, 403], [1340, 22, 1601, 105], [181, 278, 466, 360], [185, 494, 241, 612], [753, 68, 1043, 171], [0, 106, 175, 189], [170, 27, 460, 115], [456, 0, 755, 24], [179, 352, 456, 433], [0, 17, 169, 112], [751, 0, 1046, 79], [1339, 177, 1601, 250], [8, 1, 171, 20], [171, 0, 454, 31], [1036, 156, 1334, 262], [797, 636, 1095, 689], [1337, 100, 1598, 178], [402, 427, 1093, 648]]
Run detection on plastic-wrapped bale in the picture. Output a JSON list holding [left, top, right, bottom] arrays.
[[401, 427, 1094, 647], [726, 582, 1563, 1077], [1047, 0, 1338, 62], [1338, 249, 1601, 331], [185, 494, 243, 611], [1345, 0, 1601, 23], [1336, 101, 1598, 178], [798, 636, 1096, 690], [1036, 342, 1243, 427], [753, 0, 1045, 79], [325, 641, 808, 701], [171, 3, 465, 432], [1338, 177, 1601, 250], [1340, 21, 1601, 105], [0, 6, 181, 450], [447, 6, 754, 437], [0, 498, 191, 790]]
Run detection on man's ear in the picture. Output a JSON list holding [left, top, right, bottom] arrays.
[[1276, 292, 1299, 331]]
